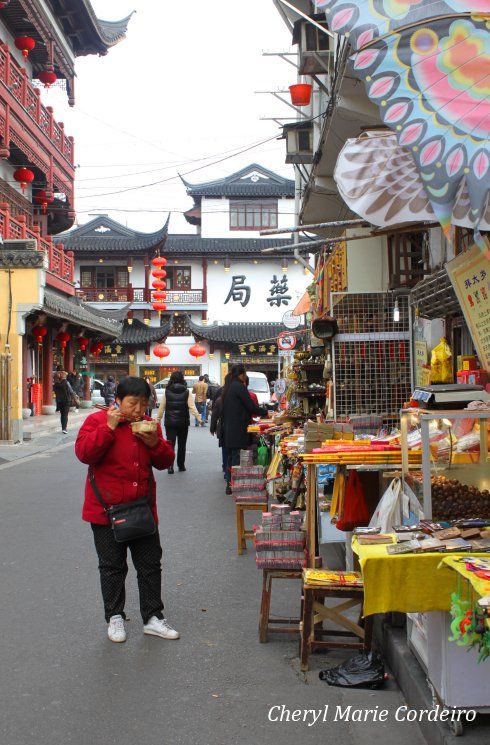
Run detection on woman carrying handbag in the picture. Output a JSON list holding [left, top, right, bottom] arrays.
[[75, 377, 179, 644]]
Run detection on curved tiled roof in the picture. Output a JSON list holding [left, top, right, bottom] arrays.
[[115, 319, 172, 346], [43, 289, 122, 337], [182, 163, 295, 199], [75, 3, 134, 54], [187, 319, 302, 344], [55, 215, 170, 253]]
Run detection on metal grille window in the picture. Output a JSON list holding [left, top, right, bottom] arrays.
[[332, 292, 412, 422], [169, 316, 191, 336], [230, 201, 278, 230]]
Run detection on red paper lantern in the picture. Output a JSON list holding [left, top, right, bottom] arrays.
[[151, 269, 167, 279], [289, 83, 312, 106], [15, 36, 36, 58], [31, 325, 47, 344], [34, 189, 54, 214], [189, 343, 206, 358], [152, 279, 166, 290], [152, 302, 167, 312], [153, 343, 170, 359], [90, 341, 104, 357], [14, 167, 35, 191], [0, 2, 11, 9], [152, 291, 167, 300], [151, 256, 168, 267], [78, 336, 89, 352], [56, 331, 71, 350], [37, 70, 57, 88]]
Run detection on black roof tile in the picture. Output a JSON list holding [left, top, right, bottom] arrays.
[[115, 318, 172, 346], [182, 163, 295, 198], [188, 318, 304, 344], [43, 289, 122, 337]]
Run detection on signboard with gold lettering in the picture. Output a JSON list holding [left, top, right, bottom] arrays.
[[238, 342, 278, 357], [446, 245, 490, 373]]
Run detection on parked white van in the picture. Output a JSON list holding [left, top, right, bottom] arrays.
[[247, 372, 271, 405]]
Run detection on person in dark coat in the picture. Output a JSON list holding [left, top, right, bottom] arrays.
[[210, 375, 230, 479], [102, 376, 117, 407], [156, 370, 201, 473], [53, 370, 73, 434], [221, 364, 266, 494]]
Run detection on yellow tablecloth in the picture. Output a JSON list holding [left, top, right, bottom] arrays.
[[439, 556, 490, 598], [352, 537, 487, 616]]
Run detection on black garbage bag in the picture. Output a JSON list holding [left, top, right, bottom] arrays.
[[319, 652, 385, 689]]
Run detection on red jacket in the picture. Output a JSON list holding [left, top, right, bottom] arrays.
[[249, 390, 259, 406], [75, 410, 174, 525]]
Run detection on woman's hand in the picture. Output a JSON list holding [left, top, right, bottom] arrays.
[[134, 431, 159, 449], [107, 406, 125, 431]]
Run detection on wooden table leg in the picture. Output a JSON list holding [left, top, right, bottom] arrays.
[[300, 589, 313, 672], [236, 505, 243, 556], [240, 507, 247, 550], [363, 614, 373, 652], [259, 571, 272, 643]]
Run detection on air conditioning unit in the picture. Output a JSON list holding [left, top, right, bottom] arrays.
[[293, 17, 332, 76], [282, 121, 314, 164]]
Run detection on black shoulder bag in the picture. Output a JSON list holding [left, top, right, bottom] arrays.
[[89, 468, 156, 542]]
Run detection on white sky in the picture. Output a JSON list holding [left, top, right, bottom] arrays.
[[51, 0, 297, 234]]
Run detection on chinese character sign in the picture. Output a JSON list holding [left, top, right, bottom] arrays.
[[224, 275, 251, 307], [267, 274, 292, 307], [447, 245, 490, 373]]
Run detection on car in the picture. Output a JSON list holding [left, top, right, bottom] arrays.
[[153, 376, 219, 405], [91, 378, 105, 405], [246, 371, 271, 405]]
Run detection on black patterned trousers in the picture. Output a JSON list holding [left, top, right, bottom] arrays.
[[91, 524, 165, 623]]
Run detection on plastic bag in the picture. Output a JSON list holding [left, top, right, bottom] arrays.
[[336, 470, 369, 531], [319, 652, 385, 689], [401, 481, 425, 525], [430, 337, 452, 384], [257, 438, 270, 467], [369, 478, 401, 532]]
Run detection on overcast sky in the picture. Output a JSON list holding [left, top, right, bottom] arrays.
[[52, 0, 297, 234]]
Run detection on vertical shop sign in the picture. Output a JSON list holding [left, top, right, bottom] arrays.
[[414, 340, 428, 386], [446, 245, 490, 373]]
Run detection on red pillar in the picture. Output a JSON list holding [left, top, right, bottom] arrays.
[[22, 335, 29, 408], [42, 330, 53, 408]]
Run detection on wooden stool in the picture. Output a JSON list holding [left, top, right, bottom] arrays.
[[258, 569, 302, 643], [235, 502, 268, 555], [300, 577, 373, 672]]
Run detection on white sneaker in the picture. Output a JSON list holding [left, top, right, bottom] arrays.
[[143, 616, 180, 640], [62, 430, 68, 434], [108, 614, 126, 643]]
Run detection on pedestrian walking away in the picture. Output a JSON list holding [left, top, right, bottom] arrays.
[[53, 370, 73, 433], [192, 375, 208, 426], [102, 375, 117, 407], [210, 375, 230, 479], [75, 376, 179, 643], [221, 364, 266, 494], [156, 370, 202, 473]]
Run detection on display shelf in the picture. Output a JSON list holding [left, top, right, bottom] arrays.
[[296, 390, 327, 398]]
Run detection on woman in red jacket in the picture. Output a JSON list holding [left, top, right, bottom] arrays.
[[75, 377, 179, 644]]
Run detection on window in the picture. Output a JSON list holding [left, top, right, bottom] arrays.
[[166, 266, 191, 290], [79, 266, 128, 287], [230, 201, 278, 231], [169, 316, 191, 336]]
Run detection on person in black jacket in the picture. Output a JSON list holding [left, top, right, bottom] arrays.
[[156, 370, 201, 473], [221, 364, 266, 494], [53, 370, 73, 434], [210, 375, 230, 479]]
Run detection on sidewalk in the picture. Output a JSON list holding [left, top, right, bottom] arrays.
[[22, 408, 93, 440]]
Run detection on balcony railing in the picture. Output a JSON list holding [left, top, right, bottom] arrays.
[[0, 201, 74, 289], [77, 287, 205, 304], [0, 41, 74, 166]]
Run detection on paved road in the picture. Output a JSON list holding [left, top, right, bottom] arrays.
[[0, 425, 426, 745]]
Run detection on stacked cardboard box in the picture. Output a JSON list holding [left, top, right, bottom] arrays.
[[255, 505, 306, 569], [304, 420, 334, 452], [231, 465, 267, 504]]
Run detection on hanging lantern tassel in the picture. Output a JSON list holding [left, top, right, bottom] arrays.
[[34, 189, 54, 214], [56, 331, 71, 351], [31, 325, 47, 345]]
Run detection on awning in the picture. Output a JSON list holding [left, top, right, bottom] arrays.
[[334, 131, 490, 230], [292, 290, 311, 316], [42, 289, 123, 337]]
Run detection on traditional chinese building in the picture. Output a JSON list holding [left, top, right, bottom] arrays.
[[61, 164, 311, 383], [0, 2, 131, 439]]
